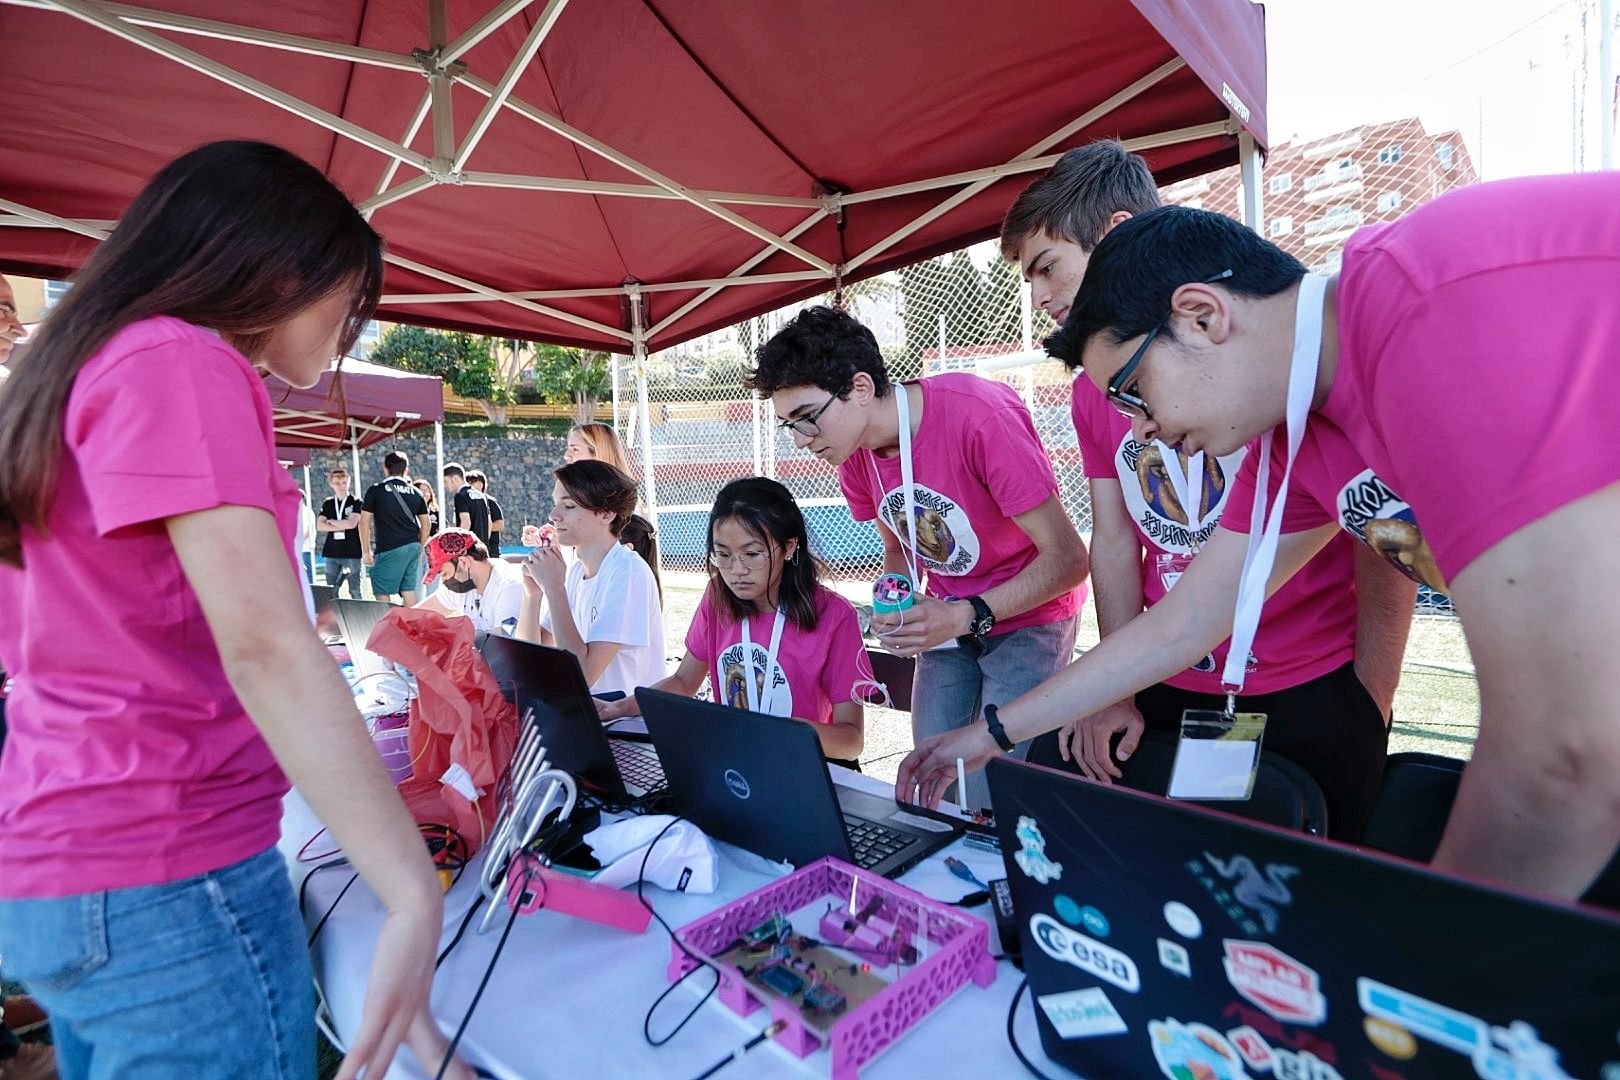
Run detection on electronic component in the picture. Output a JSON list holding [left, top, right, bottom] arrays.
[[742, 912, 792, 948], [989, 877, 1021, 969], [759, 965, 807, 997], [803, 980, 847, 1016]]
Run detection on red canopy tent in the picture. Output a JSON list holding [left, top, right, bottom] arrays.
[[0, 0, 1267, 525], [268, 357, 446, 452], [0, 0, 1266, 353]]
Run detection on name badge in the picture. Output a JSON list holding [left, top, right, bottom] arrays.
[[1156, 552, 1193, 592], [1167, 710, 1267, 801], [333, 531, 346, 540]]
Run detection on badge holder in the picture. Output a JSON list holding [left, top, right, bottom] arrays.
[[1155, 552, 1193, 593], [1166, 701, 1267, 801]]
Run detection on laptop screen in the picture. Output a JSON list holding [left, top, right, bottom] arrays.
[[986, 757, 1620, 1080]]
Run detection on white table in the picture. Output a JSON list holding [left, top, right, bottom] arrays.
[[280, 769, 1070, 1079]]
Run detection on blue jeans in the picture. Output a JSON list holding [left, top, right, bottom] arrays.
[[0, 846, 314, 1079], [912, 615, 1079, 809], [323, 557, 363, 599], [299, 551, 315, 584]]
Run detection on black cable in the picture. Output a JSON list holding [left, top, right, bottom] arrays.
[[433, 868, 537, 1080], [638, 816, 724, 1047], [436, 895, 485, 970], [1007, 977, 1061, 1080], [683, 1019, 786, 1080], [307, 872, 361, 948]]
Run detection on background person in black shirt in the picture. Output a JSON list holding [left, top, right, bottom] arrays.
[[443, 462, 490, 546], [360, 450, 430, 604], [466, 469, 505, 557], [317, 467, 362, 598]]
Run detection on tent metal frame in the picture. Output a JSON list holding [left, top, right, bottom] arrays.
[[2, 0, 1268, 533]]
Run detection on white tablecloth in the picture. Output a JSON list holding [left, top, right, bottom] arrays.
[[280, 768, 1070, 1079]]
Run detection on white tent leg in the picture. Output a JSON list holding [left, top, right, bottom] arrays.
[[1238, 127, 1264, 235], [350, 433, 361, 492], [628, 287, 660, 540], [435, 420, 446, 523]]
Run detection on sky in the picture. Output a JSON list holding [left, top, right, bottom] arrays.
[[1263, 0, 1615, 178]]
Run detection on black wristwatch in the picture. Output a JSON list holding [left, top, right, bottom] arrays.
[[961, 594, 996, 640], [983, 703, 1016, 752]]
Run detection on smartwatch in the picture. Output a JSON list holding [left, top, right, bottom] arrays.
[[983, 703, 1016, 752]]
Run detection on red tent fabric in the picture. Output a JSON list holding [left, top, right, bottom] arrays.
[[267, 357, 445, 450], [0, 0, 1266, 353]]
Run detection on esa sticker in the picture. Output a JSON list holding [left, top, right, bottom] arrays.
[[1157, 938, 1191, 977], [1014, 816, 1063, 884], [1164, 901, 1203, 939], [1030, 913, 1141, 993], [1036, 987, 1128, 1040]]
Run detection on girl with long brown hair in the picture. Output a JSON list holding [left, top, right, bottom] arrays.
[[0, 142, 462, 1079]]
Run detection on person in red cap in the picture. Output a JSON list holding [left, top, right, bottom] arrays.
[[414, 528, 527, 636]]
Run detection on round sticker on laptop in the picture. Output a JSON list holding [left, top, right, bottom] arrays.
[[1053, 894, 1083, 927], [1163, 901, 1202, 940]]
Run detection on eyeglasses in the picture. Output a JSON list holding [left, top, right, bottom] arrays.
[[709, 549, 771, 570], [778, 392, 840, 438], [1105, 269, 1234, 420]]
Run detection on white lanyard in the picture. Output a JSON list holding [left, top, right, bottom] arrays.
[[1221, 274, 1328, 702], [871, 384, 923, 586], [1154, 444, 1212, 542], [736, 607, 788, 715]]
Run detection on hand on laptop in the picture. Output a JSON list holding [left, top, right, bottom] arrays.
[[1068, 701, 1144, 783], [896, 723, 999, 809], [596, 695, 637, 723]]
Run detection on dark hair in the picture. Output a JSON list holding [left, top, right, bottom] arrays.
[[618, 513, 663, 601], [745, 306, 890, 400], [705, 477, 821, 632], [1045, 206, 1308, 371], [328, 467, 350, 479], [0, 140, 382, 567], [999, 141, 1161, 261], [466, 469, 486, 486], [443, 462, 465, 480], [383, 450, 409, 476]]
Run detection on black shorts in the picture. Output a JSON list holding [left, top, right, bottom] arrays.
[[1031, 661, 1387, 842]]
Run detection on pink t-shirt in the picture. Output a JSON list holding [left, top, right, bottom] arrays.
[[1225, 418, 1445, 595], [839, 373, 1082, 635], [0, 317, 299, 898], [684, 585, 873, 725], [1073, 377, 1356, 693], [1323, 173, 1620, 583]]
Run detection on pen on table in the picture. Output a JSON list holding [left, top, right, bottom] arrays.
[[956, 757, 968, 816]]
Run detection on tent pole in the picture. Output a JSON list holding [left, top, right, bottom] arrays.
[[350, 428, 361, 491], [303, 465, 312, 510], [628, 285, 659, 540], [1238, 127, 1265, 235], [435, 420, 446, 523]]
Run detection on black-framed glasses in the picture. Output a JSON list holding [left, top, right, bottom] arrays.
[[778, 392, 839, 438], [1105, 269, 1234, 420]]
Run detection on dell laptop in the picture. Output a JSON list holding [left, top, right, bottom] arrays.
[[480, 635, 663, 801], [636, 687, 957, 878], [985, 756, 1620, 1080]]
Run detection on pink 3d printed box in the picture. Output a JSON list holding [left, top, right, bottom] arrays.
[[668, 856, 996, 1078]]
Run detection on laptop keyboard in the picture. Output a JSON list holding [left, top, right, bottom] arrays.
[[843, 815, 912, 870], [610, 740, 666, 793]]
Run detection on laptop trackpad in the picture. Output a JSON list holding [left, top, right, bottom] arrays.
[[836, 787, 956, 833]]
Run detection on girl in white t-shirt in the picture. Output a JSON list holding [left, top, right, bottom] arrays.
[[598, 477, 871, 768], [517, 460, 665, 696]]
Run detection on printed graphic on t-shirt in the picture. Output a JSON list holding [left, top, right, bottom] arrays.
[[1336, 469, 1446, 591], [1116, 439, 1238, 553], [875, 484, 980, 576], [717, 641, 793, 717]]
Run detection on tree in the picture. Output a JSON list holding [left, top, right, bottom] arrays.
[[529, 343, 611, 424], [943, 251, 989, 349], [371, 326, 514, 425]]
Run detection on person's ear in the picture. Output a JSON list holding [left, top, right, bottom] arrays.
[[1168, 282, 1233, 347], [783, 537, 800, 564], [849, 371, 875, 407]]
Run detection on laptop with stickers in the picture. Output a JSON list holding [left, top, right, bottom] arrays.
[[986, 756, 1620, 1080], [636, 687, 958, 878]]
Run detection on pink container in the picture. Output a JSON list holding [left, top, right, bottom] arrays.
[[372, 711, 414, 785], [669, 857, 996, 1078]]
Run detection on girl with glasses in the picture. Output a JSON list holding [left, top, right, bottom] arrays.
[[598, 477, 871, 769], [517, 460, 665, 698]]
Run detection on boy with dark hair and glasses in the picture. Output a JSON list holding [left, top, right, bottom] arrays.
[[996, 142, 1417, 841], [904, 173, 1620, 904], [748, 306, 1088, 807]]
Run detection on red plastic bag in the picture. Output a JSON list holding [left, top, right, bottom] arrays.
[[367, 607, 518, 855]]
